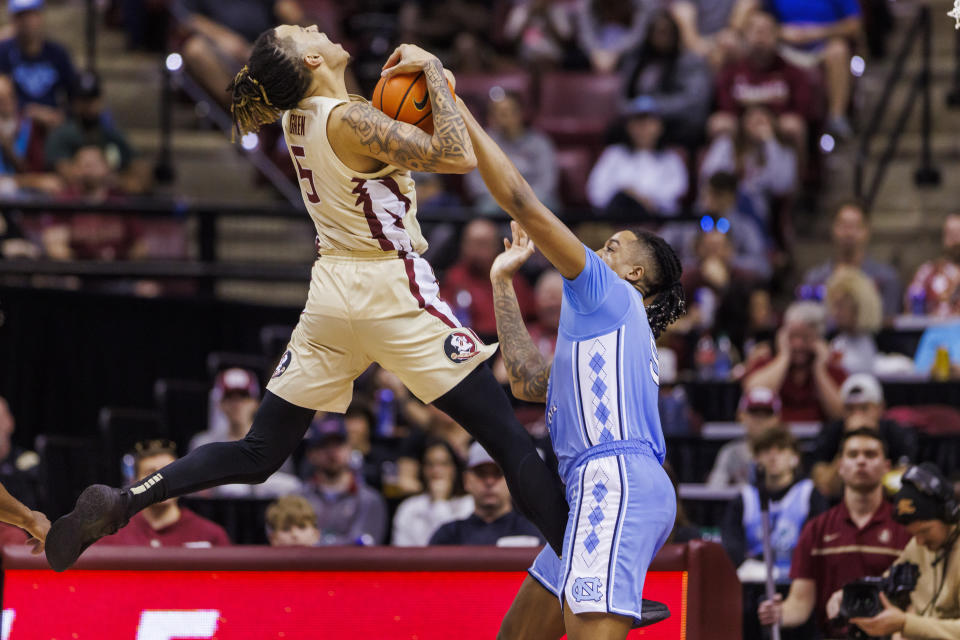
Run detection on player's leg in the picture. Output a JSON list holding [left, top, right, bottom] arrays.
[[501, 547, 566, 640], [498, 576, 565, 640], [562, 605, 632, 640], [432, 363, 569, 554], [45, 391, 316, 571]]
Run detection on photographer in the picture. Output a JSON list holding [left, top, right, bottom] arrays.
[[832, 463, 960, 639], [758, 429, 911, 638]]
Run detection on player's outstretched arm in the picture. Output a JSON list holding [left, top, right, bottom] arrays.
[[332, 45, 476, 174], [458, 98, 585, 280], [491, 222, 551, 403], [0, 481, 50, 554]]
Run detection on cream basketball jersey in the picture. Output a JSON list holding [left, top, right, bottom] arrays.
[[281, 95, 428, 255]]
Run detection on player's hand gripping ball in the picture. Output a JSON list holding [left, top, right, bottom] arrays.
[[372, 70, 456, 134]]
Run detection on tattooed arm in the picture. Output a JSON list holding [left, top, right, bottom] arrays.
[[492, 222, 551, 403], [330, 46, 475, 174]]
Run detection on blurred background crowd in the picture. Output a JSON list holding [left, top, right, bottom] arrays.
[[1, 0, 960, 637]]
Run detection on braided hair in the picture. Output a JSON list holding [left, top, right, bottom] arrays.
[[629, 228, 686, 337], [228, 29, 311, 137]]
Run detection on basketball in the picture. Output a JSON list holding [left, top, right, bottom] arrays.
[[372, 71, 455, 135]]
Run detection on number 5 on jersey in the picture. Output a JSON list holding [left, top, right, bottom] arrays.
[[291, 145, 320, 204]]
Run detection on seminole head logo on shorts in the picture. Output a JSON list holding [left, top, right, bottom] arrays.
[[443, 330, 480, 363], [272, 350, 292, 378]]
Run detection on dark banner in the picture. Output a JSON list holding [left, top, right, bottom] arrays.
[[0, 286, 299, 444]]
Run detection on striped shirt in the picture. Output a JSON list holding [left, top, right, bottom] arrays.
[[790, 498, 910, 637]]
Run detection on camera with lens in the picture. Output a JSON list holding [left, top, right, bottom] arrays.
[[840, 562, 919, 618], [837, 562, 919, 639]]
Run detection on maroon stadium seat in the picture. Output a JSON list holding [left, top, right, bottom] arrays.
[[555, 147, 594, 208], [534, 72, 622, 148], [454, 71, 534, 120]]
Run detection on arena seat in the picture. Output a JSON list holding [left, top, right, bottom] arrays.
[[534, 72, 622, 148], [97, 407, 167, 486], [154, 378, 209, 451], [454, 71, 534, 119], [259, 325, 294, 361], [555, 146, 594, 208]]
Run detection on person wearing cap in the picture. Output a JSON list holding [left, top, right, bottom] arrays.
[[45, 70, 151, 195], [585, 95, 689, 217], [98, 439, 231, 548], [189, 368, 301, 498], [707, 386, 784, 488], [758, 428, 910, 639], [190, 368, 262, 452], [826, 463, 960, 639], [0, 0, 77, 129], [429, 441, 543, 547], [810, 372, 917, 499], [299, 416, 387, 546], [743, 300, 847, 422]]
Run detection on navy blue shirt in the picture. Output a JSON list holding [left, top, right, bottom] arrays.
[[765, 0, 860, 26], [0, 39, 77, 109], [429, 511, 543, 546]]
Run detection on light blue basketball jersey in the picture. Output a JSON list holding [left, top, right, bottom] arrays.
[[546, 245, 666, 484]]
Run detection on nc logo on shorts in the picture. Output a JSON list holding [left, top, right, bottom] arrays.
[[272, 350, 292, 378], [443, 330, 480, 363], [572, 577, 604, 603]]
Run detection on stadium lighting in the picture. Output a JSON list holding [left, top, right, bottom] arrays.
[[241, 133, 259, 151], [819, 134, 836, 153], [165, 53, 183, 72], [850, 55, 865, 77]]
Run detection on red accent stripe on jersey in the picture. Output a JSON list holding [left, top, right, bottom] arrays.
[[379, 176, 412, 218], [352, 178, 395, 252], [400, 251, 457, 329]]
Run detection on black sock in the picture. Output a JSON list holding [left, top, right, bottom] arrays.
[[434, 364, 569, 555], [124, 391, 315, 517]]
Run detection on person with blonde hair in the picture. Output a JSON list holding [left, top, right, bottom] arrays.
[[825, 265, 882, 374], [265, 495, 319, 547]]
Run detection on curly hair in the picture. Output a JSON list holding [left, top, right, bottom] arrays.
[[629, 228, 686, 337], [825, 265, 883, 333], [228, 28, 311, 137]]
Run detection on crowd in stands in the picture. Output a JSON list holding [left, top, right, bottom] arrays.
[[4, 1, 960, 638]]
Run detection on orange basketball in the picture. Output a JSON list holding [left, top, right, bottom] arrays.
[[372, 71, 455, 135]]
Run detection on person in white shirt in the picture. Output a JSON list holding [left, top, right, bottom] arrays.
[[391, 439, 473, 546], [586, 96, 688, 216]]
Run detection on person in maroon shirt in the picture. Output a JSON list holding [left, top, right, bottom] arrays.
[[98, 440, 230, 548], [758, 429, 910, 638], [441, 218, 534, 343], [710, 10, 814, 149], [743, 300, 846, 422]]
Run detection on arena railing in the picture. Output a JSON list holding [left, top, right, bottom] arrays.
[[0, 197, 699, 289], [854, 4, 941, 212]]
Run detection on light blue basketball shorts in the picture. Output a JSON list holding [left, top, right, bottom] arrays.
[[529, 447, 676, 623]]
